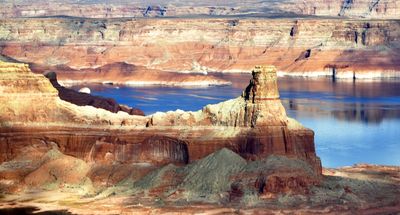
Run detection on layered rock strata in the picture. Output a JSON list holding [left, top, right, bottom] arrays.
[[0, 0, 398, 19], [0, 18, 399, 80], [278, 0, 400, 19], [0, 61, 147, 127], [31, 62, 230, 87], [1, 62, 399, 212], [0, 62, 321, 204], [0, 61, 320, 171]]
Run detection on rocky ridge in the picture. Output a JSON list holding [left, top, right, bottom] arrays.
[[31, 62, 230, 87], [0, 61, 147, 127]]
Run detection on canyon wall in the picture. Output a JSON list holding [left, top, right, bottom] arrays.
[[279, 0, 400, 19], [0, 0, 398, 19], [0, 18, 399, 80]]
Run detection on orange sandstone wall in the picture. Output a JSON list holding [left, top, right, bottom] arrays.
[[0, 18, 399, 79]]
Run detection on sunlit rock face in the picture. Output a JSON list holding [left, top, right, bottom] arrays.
[[33, 62, 230, 87], [146, 66, 321, 172], [279, 0, 400, 19], [1, 62, 398, 212], [0, 0, 398, 19], [0, 18, 399, 80], [148, 66, 287, 127], [0, 62, 320, 172], [244, 65, 280, 100], [0, 62, 321, 200], [0, 61, 147, 127]]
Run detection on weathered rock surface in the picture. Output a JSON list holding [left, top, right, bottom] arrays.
[[1, 148, 398, 214], [2, 62, 397, 212], [281, 0, 400, 19], [23, 148, 92, 191], [1, 18, 399, 79], [31, 62, 230, 87], [0, 61, 147, 127], [0, 0, 398, 19], [0, 62, 321, 175]]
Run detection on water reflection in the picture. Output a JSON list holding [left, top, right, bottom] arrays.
[[331, 104, 400, 124], [277, 78, 400, 167], [68, 75, 400, 167], [282, 98, 400, 124]]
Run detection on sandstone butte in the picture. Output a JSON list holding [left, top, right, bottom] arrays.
[[0, 61, 399, 213], [0, 60, 321, 169], [1, 17, 400, 83]]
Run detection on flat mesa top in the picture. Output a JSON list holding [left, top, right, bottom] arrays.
[[0, 61, 30, 73], [253, 65, 277, 74]]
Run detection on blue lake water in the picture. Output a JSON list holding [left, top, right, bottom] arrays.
[[70, 74, 400, 168]]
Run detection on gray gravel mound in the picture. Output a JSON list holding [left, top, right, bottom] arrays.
[[133, 163, 178, 191], [178, 148, 247, 197], [244, 155, 317, 177]]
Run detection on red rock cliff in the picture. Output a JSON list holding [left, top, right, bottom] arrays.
[[0, 18, 399, 80], [0, 62, 321, 173]]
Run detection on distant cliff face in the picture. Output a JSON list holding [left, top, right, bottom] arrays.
[[0, 18, 399, 79], [279, 0, 400, 19], [0, 0, 398, 19]]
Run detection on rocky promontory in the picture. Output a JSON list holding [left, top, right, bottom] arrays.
[[44, 71, 144, 116], [0, 61, 399, 213], [0, 61, 321, 168]]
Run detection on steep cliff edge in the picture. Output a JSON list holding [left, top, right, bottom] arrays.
[[0, 0, 398, 19], [1, 18, 399, 80], [0, 61, 147, 127], [0, 62, 398, 212], [0, 62, 320, 172], [148, 65, 286, 127], [146, 66, 321, 172]]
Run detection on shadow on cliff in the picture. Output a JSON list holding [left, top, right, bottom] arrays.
[[44, 72, 144, 116], [0, 53, 22, 64], [0, 207, 73, 215], [327, 46, 400, 75]]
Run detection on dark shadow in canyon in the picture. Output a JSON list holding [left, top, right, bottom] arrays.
[[0, 207, 74, 215]]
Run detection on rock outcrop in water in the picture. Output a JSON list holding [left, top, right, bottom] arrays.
[[0, 60, 320, 172], [1, 18, 399, 80], [0, 61, 320, 170], [148, 65, 286, 127], [0, 61, 398, 213]]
